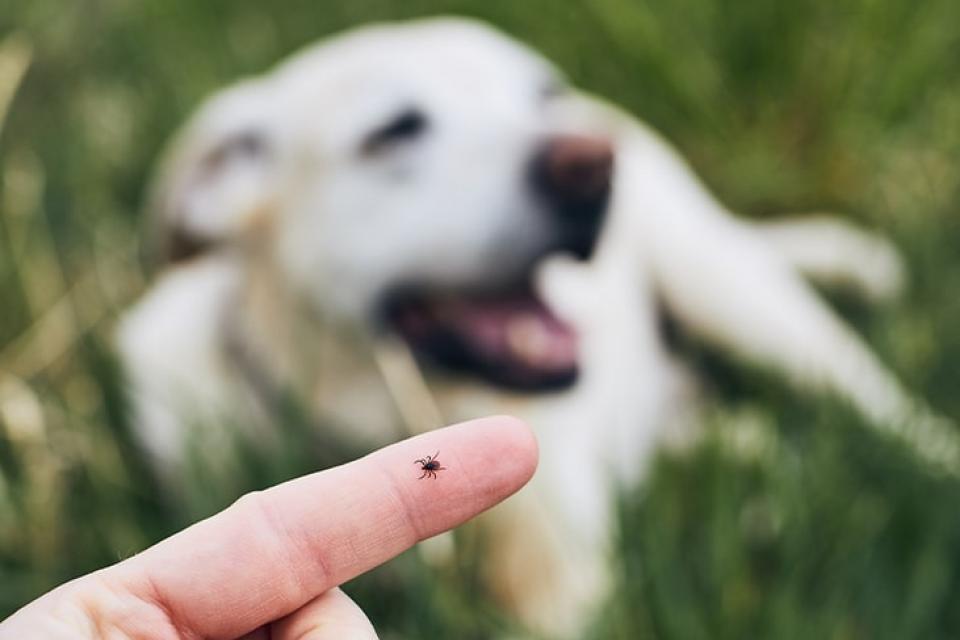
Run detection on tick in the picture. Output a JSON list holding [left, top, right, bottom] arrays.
[[415, 451, 446, 479]]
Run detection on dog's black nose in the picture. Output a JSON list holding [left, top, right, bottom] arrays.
[[531, 135, 613, 258]]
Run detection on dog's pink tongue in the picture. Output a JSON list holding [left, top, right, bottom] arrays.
[[446, 296, 578, 373]]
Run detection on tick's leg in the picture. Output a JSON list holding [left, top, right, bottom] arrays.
[[419, 471, 427, 479]]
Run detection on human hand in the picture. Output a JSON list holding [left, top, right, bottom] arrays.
[[1, 416, 538, 639]]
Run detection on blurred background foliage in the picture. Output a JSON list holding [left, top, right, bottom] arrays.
[[1, 0, 960, 637]]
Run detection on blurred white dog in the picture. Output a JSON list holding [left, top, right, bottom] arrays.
[[117, 17, 947, 637]]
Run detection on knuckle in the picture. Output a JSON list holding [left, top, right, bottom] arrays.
[[59, 572, 188, 639]]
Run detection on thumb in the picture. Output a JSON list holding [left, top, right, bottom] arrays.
[[268, 588, 377, 640]]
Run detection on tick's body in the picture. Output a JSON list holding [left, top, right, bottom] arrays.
[[415, 452, 446, 479]]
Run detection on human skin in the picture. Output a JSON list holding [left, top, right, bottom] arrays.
[[1, 415, 539, 639]]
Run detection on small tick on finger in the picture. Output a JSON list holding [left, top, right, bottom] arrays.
[[415, 451, 446, 479]]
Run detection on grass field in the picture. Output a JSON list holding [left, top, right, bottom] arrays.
[[2, 1, 960, 637]]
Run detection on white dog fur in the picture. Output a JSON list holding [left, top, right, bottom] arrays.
[[117, 17, 954, 637]]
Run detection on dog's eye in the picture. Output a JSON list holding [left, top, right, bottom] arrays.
[[540, 79, 568, 102], [361, 108, 428, 155], [225, 131, 267, 158]]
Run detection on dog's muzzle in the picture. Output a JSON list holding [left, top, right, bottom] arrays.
[[530, 134, 613, 259]]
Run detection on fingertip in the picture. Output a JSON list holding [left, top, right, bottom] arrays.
[[454, 414, 539, 497], [485, 414, 539, 485]]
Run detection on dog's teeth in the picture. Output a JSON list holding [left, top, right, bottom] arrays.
[[506, 314, 554, 364]]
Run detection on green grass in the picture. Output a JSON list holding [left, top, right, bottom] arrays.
[[2, 0, 960, 637]]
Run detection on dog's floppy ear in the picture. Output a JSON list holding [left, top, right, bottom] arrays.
[[148, 79, 279, 264]]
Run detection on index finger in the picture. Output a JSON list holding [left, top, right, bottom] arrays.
[[116, 415, 536, 638]]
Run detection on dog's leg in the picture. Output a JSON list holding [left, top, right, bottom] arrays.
[[116, 257, 264, 491], [477, 251, 679, 638], [614, 127, 960, 473], [480, 453, 613, 638], [753, 215, 905, 303]]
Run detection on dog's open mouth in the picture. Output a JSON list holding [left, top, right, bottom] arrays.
[[384, 285, 578, 391], [377, 132, 615, 391]]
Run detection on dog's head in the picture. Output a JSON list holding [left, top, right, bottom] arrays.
[[151, 18, 613, 391]]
